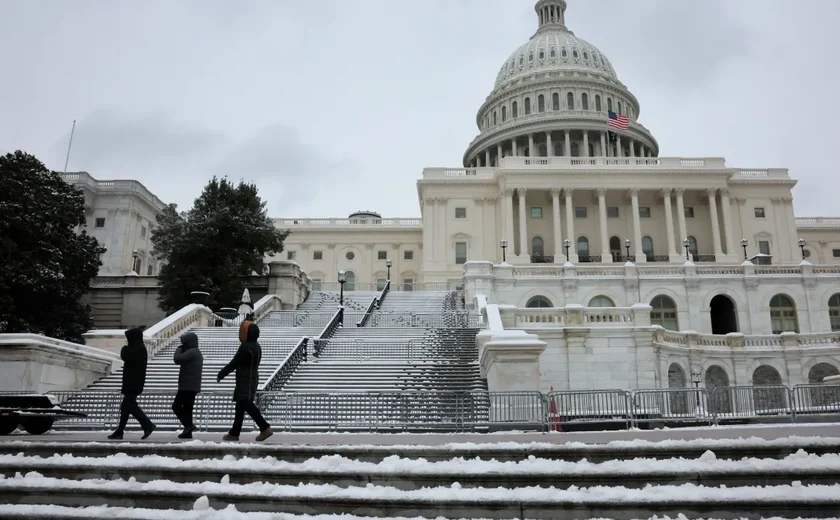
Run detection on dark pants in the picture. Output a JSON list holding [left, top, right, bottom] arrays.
[[172, 391, 197, 429], [115, 394, 153, 433], [229, 399, 269, 436]]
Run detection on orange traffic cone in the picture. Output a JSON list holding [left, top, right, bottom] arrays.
[[548, 386, 562, 432]]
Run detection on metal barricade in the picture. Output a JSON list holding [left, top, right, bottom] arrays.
[[631, 388, 713, 427], [791, 384, 840, 422], [711, 385, 793, 424], [546, 389, 632, 429]]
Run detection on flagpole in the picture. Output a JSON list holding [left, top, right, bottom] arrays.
[[62, 119, 76, 173]]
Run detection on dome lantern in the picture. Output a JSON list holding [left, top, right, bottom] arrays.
[[535, 0, 568, 33]]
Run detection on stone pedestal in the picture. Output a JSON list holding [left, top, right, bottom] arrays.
[[480, 330, 547, 392], [267, 261, 311, 309]]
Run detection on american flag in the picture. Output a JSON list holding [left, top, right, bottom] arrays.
[[608, 110, 629, 130]]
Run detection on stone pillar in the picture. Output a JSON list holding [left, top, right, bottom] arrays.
[[497, 143, 503, 165], [662, 188, 679, 261], [629, 140, 636, 158], [480, 331, 547, 393], [597, 188, 611, 262], [511, 138, 517, 157], [640, 144, 646, 157], [720, 188, 736, 257], [518, 188, 528, 257], [503, 189, 515, 248], [528, 134, 535, 157], [616, 134, 623, 157], [675, 188, 688, 248], [600, 132, 607, 157], [546, 131, 553, 157], [485, 149, 491, 166], [630, 188, 644, 261], [708, 188, 723, 258], [551, 188, 564, 260], [582, 131, 590, 157], [565, 189, 576, 261], [435, 197, 447, 263], [564, 130, 571, 157], [422, 198, 435, 264]]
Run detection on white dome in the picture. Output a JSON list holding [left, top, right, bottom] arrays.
[[494, 29, 618, 89]]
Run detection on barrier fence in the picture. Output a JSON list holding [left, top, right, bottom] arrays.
[[10, 384, 840, 433]]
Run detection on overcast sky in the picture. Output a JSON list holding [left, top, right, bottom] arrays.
[[1, 0, 838, 218]]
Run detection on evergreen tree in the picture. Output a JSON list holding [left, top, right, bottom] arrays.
[[152, 176, 289, 313], [0, 151, 105, 343]]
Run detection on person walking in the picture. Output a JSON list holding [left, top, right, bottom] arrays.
[[172, 332, 203, 439], [108, 327, 156, 440], [217, 320, 273, 442]]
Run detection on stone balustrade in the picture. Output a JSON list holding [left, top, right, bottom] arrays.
[[273, 217, 422, 227], [654, 328, 840, 352], [505, 304, 649, 329]]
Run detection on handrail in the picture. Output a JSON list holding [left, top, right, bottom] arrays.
[[258, 337, 308, 392], [314, 307, 344, 357], [376, 280, 391, 309], [356, 298, 378, 327]]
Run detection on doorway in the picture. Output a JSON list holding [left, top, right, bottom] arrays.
[[710, 294, 738, 334]]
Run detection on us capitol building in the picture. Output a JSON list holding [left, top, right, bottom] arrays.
[[66, 0, 840, 391]]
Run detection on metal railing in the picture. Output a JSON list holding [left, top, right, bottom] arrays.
[[367, 312, 480, 328], [309, 338, 476, 361], [156, 339, 301, 358], [259, 338, 309, 392], [357, 280, 393, 327], [257, 313, 337, 328]]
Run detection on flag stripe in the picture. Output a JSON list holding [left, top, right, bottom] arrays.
[[607, 110, 629, 130]]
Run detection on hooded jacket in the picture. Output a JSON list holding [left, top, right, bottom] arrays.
[[174, 332, 204, 392], [218, 321, 262, 401], [120, 327, 148, 395]]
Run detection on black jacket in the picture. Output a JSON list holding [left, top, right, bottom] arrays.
[[174, 332, 203, 392], [218, 322, 262, 402], [120, 327, 148, 395]]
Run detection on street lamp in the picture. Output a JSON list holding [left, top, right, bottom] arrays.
[[564, 238, 571, 259], [500, 239, 508, 263], [338, 270, 347, 306], [385, 259, 392, 281], [624, 238, 631, 261], [682, 238, 690, 261], [132, 249, 139, 273], [798, 238, 806, 260], [741, 238, 748, 260]]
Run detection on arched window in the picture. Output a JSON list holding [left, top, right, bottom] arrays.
[[808, 363, 840, 406], [770, 294, 799, 334], [617, 101, 622, 114], [668, 364, 688, 414], [526, 296, 553, 308], [588, 295, 615, 308], [566, 92, 575, 110], [554, 143, 563, 157], [524, 97, 531, 115], [687, 236, 698, 257], [538, 94, 545, 112], [642, 236, 654, 259], [829, 294, 840, 331], [581, 93, 589, 110], [512, 101, 518, 118], [531, 236, 544, 257], [610, 236, 622, 261], [344, 270, 356, 292], [607, 98, 613, 112], [752, 365, 786, 412], [577, 236, 590, 259], [538, 144, 547, 157], [552, 93, 560, 111], [595, 94, 602, 112], [651, 295, 678, 330], [493, 111, 497, 125], [705, 365, 732, 414], [502, 106, 507, 121]]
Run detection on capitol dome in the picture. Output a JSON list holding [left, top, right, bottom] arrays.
[[463, 0, 659, 167]]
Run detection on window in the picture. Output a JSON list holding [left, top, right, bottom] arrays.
[[607, 98, 613, 112], [524, 97, 531, 115], [642, 236, 654, 257], [758, 240, 771, 255], [531, 236, 544, 257], [538, 94, 545, 112], [455, 207, 467, 219], [834, 249, 840, 258], [770, 294, 798, 334], [830, 294, 840, 331], [345, 251, 355, 261], [566, 92, 574, 110], [313, 250, 323, 260], [95, 217, 105, 228], [575, 207, 587, 218], [684, 206, 695, 218], [530, 207, 543, 219], [617, 101, 622, 114], [376, 279, 387, 291], [687, 236, 698, 257], [287, 251, 296, 261], [651, 295, 679, 331], [377, 250, 387, 260], [493, 111, 497, 125], [639, 207, 651, 218], [581, 93, 589, 110], [754, 207, 766, 218], [140, 226, 147, 238], [526, 296, 553, 308], [577, 236, 590, 257], [595, 95, 602, 112], [607, 206, 619, 218], [455, 242, 467, 264], [512, 101, 518, 118], [403, 279, 414, 291], [552, 93, 560, 111], [344, 271, 356, 291], [404, 250, 413, 260], [589, 295, 615, 308], [312, 279, 323, 291], [502, 106, 507, 121], [147, 264, 154, 276]]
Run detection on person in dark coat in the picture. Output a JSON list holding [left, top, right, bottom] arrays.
[[172, 332, 203, 439], [108, 327, 156, 440], [217, 321, 273, 442]]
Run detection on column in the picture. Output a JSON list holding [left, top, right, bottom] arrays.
[[707, 188, 723, 257], [503, 189, 515, 249], [600, 132, 607, 157], [485, 149, 491, 166], [616, 134, 623, 157], [564, 130, 571, 157], [565, 189, 576, 260], [546, 131, 553, 157], [435, 197, 447, 263], [551, 189, 564, 259], [518, 188, 528, 257], [511, 138, 517, 157], [528, 134, 535, 157], [497, 143, 503, 165], [630, 188, 643, 261], [629, 140, 636, 158], [720, 188, 736, 257], [597, 188, 610, 262], [582, 131, 590, 157], [639, 144, 646, 158], [422, 198, 435, 264], [675, 188, 688, 252], [662, 188, 678, 259]]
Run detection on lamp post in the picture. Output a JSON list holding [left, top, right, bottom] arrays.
[[385, 259, 392, 281], [798, 238, 806, 260], [682, 239, 690, 261], [500, 239, 508, 263], [624, 239, 631, 261], [338, 270, 346, 306], [564, 238, 571, 259], [741, 238, 748, 260], [132, 249, 139, 273]]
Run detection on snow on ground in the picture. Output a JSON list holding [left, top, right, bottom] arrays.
[[2, 448, 840, 477], [0, 504, 836, 520], [2, 472, 840, 504]]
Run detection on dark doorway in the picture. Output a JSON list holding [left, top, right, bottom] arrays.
[[710, 295, 738, 334]]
